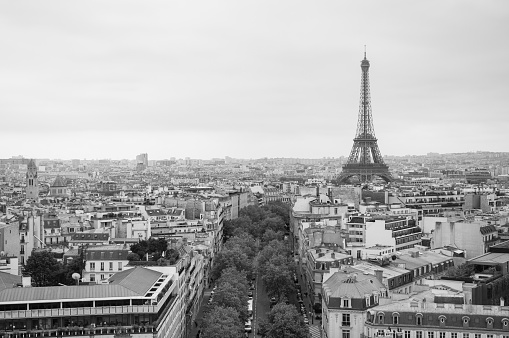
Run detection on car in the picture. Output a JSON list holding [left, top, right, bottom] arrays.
[[303, 318, 309, 325], [244, 320, 252, 333], [248, 291, 253, 299], [249, 284, 255, 291]]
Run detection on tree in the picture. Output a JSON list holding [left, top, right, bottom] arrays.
[[61, 252, 86, 285], [256, 240, 290, 276], [164, 248, 180, 264], [127, 252, 141, 261], [23, 251, 62, 286], [216, 267, 249, 295], [261, 302, 309, 338], [211, 246, 252, 281], [240, 205, 267, 223], [264, 201, 291, 225], [261, 255, 295, 301], [223, 216, 253, 240], [212, 281, 249, 322], [259, 216, 287, 234], [262, 229, 284, 244], [225, 232, 257, 259], [201, 306, 244, 338], [130, 238, 168, 261]]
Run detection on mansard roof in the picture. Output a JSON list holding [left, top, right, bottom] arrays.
[[323, 269, 385, 299]]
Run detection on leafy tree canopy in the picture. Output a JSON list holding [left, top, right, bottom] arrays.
[[225, 232, 257, 259], [212, 281, 249, 322], [261, 255, 295, 301], [202, 306, 244, 338], [261, 303, 309, 338], [130, 238, 168, 260], [211, 246, 252, 281], [23, 251, 62, 287]]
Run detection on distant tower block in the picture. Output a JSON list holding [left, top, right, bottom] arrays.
[[337, 52, 393, 184], [26, 159, 39, 200]]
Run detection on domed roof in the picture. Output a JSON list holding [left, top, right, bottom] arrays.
[[51, 175, 67, 187]]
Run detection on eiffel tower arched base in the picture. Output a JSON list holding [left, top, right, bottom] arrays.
[[337, 166, 394, 184]]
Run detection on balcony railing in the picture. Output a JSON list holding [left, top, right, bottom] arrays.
[[0, 305, 158, 320], [0, 325, 156, 338]]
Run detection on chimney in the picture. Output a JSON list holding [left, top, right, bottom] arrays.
[[22, 276, 32, 287], [331, 253, 335, 259], [375, 270, 383, 283], [316, 186, 320, 198]]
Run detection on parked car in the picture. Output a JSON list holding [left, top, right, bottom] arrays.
[[245, 320, 252, 333]]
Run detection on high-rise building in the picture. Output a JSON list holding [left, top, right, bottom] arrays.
[[25, 159, 39, 200], [136, 153, 149, 168], [337, 52, 393, 183]]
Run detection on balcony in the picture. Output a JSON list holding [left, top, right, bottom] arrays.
[[0, 325, 156, 338], [0, 305, 157, 320]]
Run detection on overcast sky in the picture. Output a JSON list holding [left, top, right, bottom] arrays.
[[1, 1, 508, 160]]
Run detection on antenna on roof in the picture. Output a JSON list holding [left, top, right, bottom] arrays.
[[364, 45, 367, 59]]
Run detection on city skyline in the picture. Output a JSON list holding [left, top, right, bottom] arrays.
[[1, 1, 508, 160]]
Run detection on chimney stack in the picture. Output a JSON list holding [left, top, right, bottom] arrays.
[[374, 270, 383, 283]]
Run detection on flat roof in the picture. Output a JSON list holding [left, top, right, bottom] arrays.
[[468, 252, 509, 265]]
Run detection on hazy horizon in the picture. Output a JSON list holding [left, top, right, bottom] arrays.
[[1, 1, 508, 160]]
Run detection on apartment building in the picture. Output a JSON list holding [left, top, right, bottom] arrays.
[[0, 266, 185, 338], [322, 267, 387, 338], [81, 245, 129, 283]]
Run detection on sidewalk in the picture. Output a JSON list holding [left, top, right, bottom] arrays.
[[188, 289, 210, 338]]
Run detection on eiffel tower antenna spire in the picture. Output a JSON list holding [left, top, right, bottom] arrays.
[[337, 51, 393, 184]]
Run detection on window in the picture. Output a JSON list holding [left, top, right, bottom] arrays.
[[463, 334, 469, 338], [486, 335, 493, 338], [474, 335, 481, 338], [342, 299, 350, 308], [100, 274, 105, 280], [90, 274, 95, 282], [109, 262, 113, 271], [405, 331, 411, 338], [428, 332, 434, 338], [342, 314, 350, 326], [100, 262, 104, 271], [90, 262, 95, 271], [416, 332, 423, 338], [378, 314, 384, 324], [393, 315, 399, 324], [451, 334, 457, 338], [417, 316, 422, 325], [439, 333, 445, 338], [118, 262, 123, 271]]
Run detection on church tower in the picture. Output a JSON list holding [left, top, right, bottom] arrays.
[[26, 159, 39, 200]]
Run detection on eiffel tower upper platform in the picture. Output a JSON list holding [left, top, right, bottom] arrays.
[[337, 52, 394, 184]]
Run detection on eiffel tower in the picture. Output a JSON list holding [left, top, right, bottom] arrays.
[[337, 52, 393, 184]]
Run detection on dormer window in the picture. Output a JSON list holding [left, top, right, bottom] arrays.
[[462, 316, 470, 328], [486, 317, 494, 329], [438, 315, 446, 327], [365, 294, 371, 307], [342, 298, 350, 308], [392, 313, 399, 325]]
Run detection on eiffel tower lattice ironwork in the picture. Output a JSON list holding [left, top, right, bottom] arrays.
[[337, 52, 393, 184]]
